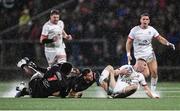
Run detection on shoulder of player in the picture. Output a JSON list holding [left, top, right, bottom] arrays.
[[130, 26, 140, 32], [43, 21, 51, 26], [42, 21, 52, 29], [58, 20, 64, 25], [148, 26, 156, 30]]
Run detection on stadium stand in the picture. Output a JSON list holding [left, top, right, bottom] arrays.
[[0, 0, 180, 81]]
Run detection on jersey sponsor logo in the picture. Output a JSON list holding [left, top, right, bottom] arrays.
[[121, 76, 131, 84], [42, 79, 50, 88], [148, 31, 151, 35], [138, 40, 150, 45]]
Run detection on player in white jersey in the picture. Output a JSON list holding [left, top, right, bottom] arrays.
[[126, 13, 175, 92], [40, 9, 72, 66], [99, 58, 159, 98]]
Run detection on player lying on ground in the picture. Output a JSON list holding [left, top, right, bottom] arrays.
[[16, 57, 73, 98], [99, 58, 159, 98], [16, 57, 100, 98], [68, 68, 100, 98]]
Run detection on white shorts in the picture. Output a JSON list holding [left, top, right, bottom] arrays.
[[134, 52, 156, 63], [113, 80, 129, 94], [45, 47, 66, 66]]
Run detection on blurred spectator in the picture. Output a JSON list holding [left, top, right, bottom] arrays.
[[0, 0, 180, 66], [29, 20, 41, 41], [18, 7, 32, 39]]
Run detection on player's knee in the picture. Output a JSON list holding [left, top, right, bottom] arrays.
[[143, 73, 150, 78], [150, 70, 158, 78], [106, 65, 114, 72], [99, 69, 109, 84]]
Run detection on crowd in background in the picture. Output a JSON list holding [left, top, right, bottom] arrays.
[[0, 0, 180, 67]]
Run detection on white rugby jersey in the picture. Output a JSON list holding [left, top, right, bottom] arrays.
[[117, 65, 147, 86], [128, 26, 159, 56], [41, 20, 65, 48]]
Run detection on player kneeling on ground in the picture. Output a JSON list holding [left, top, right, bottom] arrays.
[[16, 57, 73, 98], [99, 58, 159, 98]]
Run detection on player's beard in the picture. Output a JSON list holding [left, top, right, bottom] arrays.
[[51, 20, 58, 24]]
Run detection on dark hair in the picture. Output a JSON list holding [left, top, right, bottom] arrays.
[[58, 62, 72, 75], [50, 9, 59, 16], [140, 12, 150, 18], [82, 68, 91, 76]]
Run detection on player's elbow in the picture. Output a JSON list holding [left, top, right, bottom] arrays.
[[40, 35, 48, 44]]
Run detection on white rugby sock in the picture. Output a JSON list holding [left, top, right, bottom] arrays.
[[151, 77, 158, 91]]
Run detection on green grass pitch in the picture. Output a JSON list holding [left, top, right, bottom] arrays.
[[0, 82, 180, 110]]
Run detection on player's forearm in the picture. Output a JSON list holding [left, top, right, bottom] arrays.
[[63, 30, 72, 40], [32, 65, 47, 73], [126, 38, 133, 54], [143, 85, 154, 98], [41, 38, 54, 44], [62, 30, 68, 39], [40, 35, 54, 44], [157, 35, 170, 46]]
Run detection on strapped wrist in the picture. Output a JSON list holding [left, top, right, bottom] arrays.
[[127, 52, 131, 56]]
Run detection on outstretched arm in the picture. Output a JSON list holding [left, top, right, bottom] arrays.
[[126, 38, 133, 64], [156, 35, 175, 50], [143, 85, 159, 99]]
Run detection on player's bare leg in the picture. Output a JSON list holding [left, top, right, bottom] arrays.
[[135, 58, 150, 78], [55, 54, 67, 63], [113, 84, 138, 98], [99, 65, 114, 92], [109, 70, 116, 90], [22, 66, 37, 77], [148, 59, 158, 91], [142, 64, 150, 78], [17, 57, 37, 77]]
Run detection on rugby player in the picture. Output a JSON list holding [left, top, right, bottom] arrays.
[[15, 58, 99, 98], [126, 12, 175, 92], [40, 9, 72, 66], [16, 57, 73, 98], [99, 59, 159, 98]]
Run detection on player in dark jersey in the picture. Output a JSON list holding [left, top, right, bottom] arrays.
[[16, 57, 73, 98], [16, 57, 100, 98], [68, 68, 100, 98]]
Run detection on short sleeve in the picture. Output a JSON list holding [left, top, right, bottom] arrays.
[[59, 20, 64, 30], [128, 28, 135, 39], [152, 27, 159, 38], [41, 24, 49, 36]]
